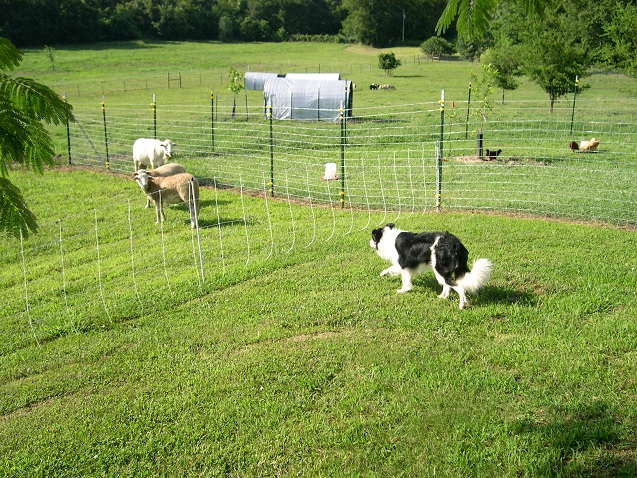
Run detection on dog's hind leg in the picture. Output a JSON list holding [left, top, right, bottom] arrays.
[[453, 286, 467, 309]]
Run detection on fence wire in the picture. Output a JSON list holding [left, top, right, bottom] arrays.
[[62, 95, 637, 226], [4, 94, 637, 352]]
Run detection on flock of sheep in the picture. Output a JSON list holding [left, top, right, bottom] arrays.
[[131, 138, 200, 229], [369, 83, 396, 90]]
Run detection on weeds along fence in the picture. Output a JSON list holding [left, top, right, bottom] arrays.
[[61, 91, 637, 226]]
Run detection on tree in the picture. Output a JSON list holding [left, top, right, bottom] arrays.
[[342, 0, 448, 47], [481, 41, 522, 104], [378, 52, 401, 77], [469, 63, 496, 131], [601, 2, 637, 77], [518, 13, 590, 112], [436, 0, 547, 40], [420, 37, 455, 58], [227, 66, 244, 118], [0, 37, 74, 239]]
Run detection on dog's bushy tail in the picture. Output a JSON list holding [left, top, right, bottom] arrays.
[[458, 258, 492, 294]]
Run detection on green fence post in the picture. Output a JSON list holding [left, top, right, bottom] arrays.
[[436, 90, 445, 213], [268, 95, 274, 197], [339, 100, 346, 208], [211, 90, 215, 152], [465, 82, 471, 140], [64, 93, 72, 165], [151, 93, 157, 139], [570, 75, 579, 136], [101, 98, 109, 170]]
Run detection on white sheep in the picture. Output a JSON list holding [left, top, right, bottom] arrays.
[[140, 162, 186, 208], [132, 169, 200, 228], [132, 138, 175, 171]]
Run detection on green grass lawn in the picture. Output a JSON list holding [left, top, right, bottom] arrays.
[[1, 166, 636, 476]]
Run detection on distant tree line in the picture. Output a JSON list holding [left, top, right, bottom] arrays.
[[0, 0, 449, 48]]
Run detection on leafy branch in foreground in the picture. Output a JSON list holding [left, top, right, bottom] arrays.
[[0, 36, 73, 239]]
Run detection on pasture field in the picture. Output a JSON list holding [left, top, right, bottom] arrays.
[[1, 42, 637, 476], [13, 41, 637, 226]]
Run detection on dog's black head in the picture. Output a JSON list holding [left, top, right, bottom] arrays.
[[370, 223, 395, 249]]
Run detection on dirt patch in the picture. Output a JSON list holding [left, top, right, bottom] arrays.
[[447, 155, 550, 166], [448, 155, 484, 164]]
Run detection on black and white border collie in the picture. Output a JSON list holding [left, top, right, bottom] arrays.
[[370, 223, 492, 309]]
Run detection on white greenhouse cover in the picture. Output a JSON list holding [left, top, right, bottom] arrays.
[[284, 73, 341, 81], [263, 77, 353, 122], [244, 72, 279, 91]]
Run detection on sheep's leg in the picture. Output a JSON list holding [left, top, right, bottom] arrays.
[[154, 191, 165, 224], [154, 202, 162, 223]]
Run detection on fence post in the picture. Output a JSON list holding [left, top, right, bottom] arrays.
[[339, 100, 346, 208], [151, 93, 157, 139], [465, 82, 471, 139], [570, 75, 579, 135], [64, 93, 72, 165], [268, 95, 274, 197], [210, 90, 215, 152], [101, 98, 109, 170], [436, 90, 445, 213], [477, 132, 484, 159]]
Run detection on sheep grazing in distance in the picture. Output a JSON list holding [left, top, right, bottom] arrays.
[[485, 148, 502, 160], [378, 84, 396, 90], [132, 138, 175, 171], [133, 169, 199, 228]]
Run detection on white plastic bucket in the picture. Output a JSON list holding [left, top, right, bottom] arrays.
[[323, 162, 337, 180]]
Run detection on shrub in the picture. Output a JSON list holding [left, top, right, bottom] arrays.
[[420, 37, 455, 58]]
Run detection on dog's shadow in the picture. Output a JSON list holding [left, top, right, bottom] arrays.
[[415, 276, 537, 307], [476, 285, 537, 307]]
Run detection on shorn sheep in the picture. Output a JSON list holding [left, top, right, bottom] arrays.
[[132, 169, 200, 228], [132, 138, 175, 171], [140, 162, 186, 209]]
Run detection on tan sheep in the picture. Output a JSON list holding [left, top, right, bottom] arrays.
[[133, 169, 199, 228], [141, 163, 187, 208]]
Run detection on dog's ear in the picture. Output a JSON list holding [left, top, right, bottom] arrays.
[[371, 228, 383, 245], [386, 223, 395, 229]]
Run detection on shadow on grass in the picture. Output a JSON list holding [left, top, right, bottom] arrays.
[[513, 400, 636, 477], [414, 276, 538, 308], [479, 285, 538, 307]]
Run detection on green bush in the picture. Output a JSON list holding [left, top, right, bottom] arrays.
[[420, 37, 455, 57]]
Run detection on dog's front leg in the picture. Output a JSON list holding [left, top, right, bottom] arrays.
[[397, 268, 413, 293], [380, 265, 402, 277]]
